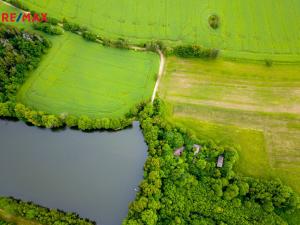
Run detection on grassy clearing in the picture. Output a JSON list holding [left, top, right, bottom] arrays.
[[17, 32, 159, 118], [23, 0, 300, 62], [159, 56, 300, 193]]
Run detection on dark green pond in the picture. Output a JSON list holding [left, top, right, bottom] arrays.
[[0, 120, 147, 225]]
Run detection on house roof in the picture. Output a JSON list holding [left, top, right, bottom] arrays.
[[217, 155, 224, 167]]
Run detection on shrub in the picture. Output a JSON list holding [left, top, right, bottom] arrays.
[[145, 40, 167, 53], [114, 38, 129, 49], [46, 17, 59, 25], [32, 22, 63, 35], [172, 45, 219, 59], [265, 59, 273, 67], [82, 31, 97, 42], [62, 18, 86, 33], [208, 14, 220, 29]]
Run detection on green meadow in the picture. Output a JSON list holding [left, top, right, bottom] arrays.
[[160, 57, 300, 194], [24, 0, 300, 62], [17, 33, 159, 118], [0, 3, 159, 119]]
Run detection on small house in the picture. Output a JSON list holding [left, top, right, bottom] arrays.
[[193, 144, 201, 155], [174, 146, 185, 156], [217, 155, 224, 168]]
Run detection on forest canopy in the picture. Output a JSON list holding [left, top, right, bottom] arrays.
[[123, 99, 300, 225]]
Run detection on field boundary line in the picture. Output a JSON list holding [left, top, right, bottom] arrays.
[[151, 49, 165, 103]]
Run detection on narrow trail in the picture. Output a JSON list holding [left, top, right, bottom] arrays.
[[151, 50, 165, 103]]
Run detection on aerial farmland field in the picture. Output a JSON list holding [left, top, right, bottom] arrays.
[[159, 57, 300, 194], [1, 0, 300, 224], [17, 33, 159, 118], [24, 0, 300, 62], [0, 2, 159, 119]]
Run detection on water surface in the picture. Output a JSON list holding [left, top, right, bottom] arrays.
[[0, 120, 147, 225]]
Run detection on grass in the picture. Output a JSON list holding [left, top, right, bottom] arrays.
[[22, 0, 300, 62], [159, 56, 300, 194], [17, 32, 159, 118], [0, 2, 31, 29], [0, 3, 159, 119], [173, 117, 271, 178], [0, 209, 41, 225]]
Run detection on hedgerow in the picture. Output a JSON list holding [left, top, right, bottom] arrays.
[[171, 45, 219, 59], [0, 197, 95, 225]]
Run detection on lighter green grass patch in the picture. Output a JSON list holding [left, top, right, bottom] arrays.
[[160, 57, 300, 194], [17, 33, 159, 118], [173, 117, 271, 178]]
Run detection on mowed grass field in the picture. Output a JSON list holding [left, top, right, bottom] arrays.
[[159, 57, 300, 194], [17, 32, 159, 118], [24, 0, 300, 62]]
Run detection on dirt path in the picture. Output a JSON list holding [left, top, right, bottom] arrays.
[[151, 50, 165, 103]]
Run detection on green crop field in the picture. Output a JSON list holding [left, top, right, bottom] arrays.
[[23, 0, 300, 62], [17, 33, 159, 118], [159, 57, 300, 194], [0, 3, 159, 119]]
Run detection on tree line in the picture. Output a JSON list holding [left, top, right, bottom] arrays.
[[0, 197, 95, 225], [123, 99, 300, 225]]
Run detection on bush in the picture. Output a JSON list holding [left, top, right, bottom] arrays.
[[145, 41, 167, 53], [82, 31, 97, 42], [5, 0, 29, 11], [172, 45, 219, 59], [62, 18, 86, 33], [208, 14, 220, 29], [265, 59, 273, 67], [32, 22, 63, 35], [46, 17, 59, 25], [114, 38, 129, 49]]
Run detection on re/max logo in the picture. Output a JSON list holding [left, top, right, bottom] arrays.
[[1, 12, 47, 22]]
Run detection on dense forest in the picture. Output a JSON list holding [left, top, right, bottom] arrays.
[[123, 99, 300, 225]]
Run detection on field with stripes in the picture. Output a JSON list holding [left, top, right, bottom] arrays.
[[159, 57, 300, 194], [24, 0, 300, 62]]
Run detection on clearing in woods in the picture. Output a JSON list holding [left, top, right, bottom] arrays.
[[159, 57, 300, 194], [24, 0, 300, 62]]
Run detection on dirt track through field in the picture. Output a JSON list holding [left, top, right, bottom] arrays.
[[151, 50, 165, 103]]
